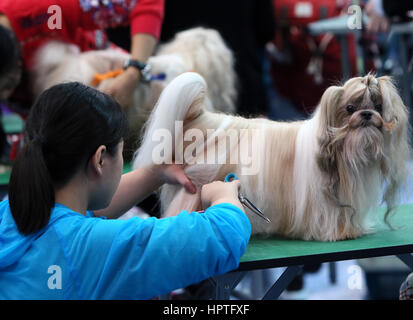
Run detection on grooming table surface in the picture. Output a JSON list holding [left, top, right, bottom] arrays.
[[2, 113, 24, 134], [238, 205, 413, 271]]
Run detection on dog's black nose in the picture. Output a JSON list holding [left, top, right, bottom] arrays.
[[360, 111, 372, 120]]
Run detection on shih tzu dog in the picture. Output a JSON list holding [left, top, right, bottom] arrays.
[[134, 72, 411, 241], [30, 27, 236, 155]]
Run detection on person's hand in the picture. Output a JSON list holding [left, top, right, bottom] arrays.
[[102, 68, 140, 108], [201, 180, 244, 211], [157, 164, 197, 194], [365, 0, 390, 33]]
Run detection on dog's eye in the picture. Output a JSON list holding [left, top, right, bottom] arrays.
[[375, 104, 382, 112], [346, 105, 356, 114]]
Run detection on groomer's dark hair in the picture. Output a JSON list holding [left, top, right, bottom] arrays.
[[9, 82, 128, 235], [0, 24, 21, 91]]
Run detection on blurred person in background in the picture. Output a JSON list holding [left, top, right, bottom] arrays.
[[365, 0, 413, 33], [0, 0, 164, 110], [268, 0, 358, 119], [0, 0, 163, 164]]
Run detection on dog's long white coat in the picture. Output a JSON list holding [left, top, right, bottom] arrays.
[[133, 72, 411, 241]]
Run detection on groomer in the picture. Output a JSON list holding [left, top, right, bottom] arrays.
[[0, 0, 163, 107]]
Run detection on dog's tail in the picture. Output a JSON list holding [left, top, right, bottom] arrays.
[[133, 72, 207, 169]]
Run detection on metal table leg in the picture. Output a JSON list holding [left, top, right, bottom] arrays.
[[397, 254, 413, 270], [329, 262, 337, 284], [262, 265, 303, 300]]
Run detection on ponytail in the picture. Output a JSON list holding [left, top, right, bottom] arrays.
[[9, 139, 54, 235], [8, 82, 127, 235]]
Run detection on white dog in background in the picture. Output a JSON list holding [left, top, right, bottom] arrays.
[[134, 72, 411, 242], [31, 28, 236, 150]]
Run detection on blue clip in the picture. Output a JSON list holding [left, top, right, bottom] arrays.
[[150, 73, 167, 82], [223, 172, 270, 223], [224, 172, 238, 182]]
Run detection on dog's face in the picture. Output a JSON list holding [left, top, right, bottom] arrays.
[[336, 75, 387, 164], [339, 76, 384, 131], [316, 73, 410, 215], [318, 74, 409, 167]]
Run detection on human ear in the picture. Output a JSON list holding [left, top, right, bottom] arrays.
[[90, 145, 107, 176]]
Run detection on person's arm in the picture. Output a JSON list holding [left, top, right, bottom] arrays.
[[72, 201, 251, 299], [366, 0, 413, 33], [103, 33, 157, 107], [66, 178, 249, 299], [365, 0, 390, 33], [94, 164, 196, 219], [85, 0, 164, 107], [72, 0, 164, 36]]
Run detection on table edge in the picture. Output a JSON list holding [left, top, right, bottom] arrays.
[[237, 244, 413, 271]]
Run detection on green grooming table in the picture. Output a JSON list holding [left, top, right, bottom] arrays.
[[122, 162, 133, 174], [0, 113, 25, 188], [2, 113, 24, 134], [0, 168, 11, 186], [211, 205, 413, 299]]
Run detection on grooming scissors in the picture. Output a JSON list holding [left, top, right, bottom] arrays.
[[224, 172, 271, 223]]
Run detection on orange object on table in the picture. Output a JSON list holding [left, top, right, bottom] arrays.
[[90, 69, 124, 87]]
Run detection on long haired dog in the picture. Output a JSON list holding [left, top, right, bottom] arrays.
[[134, 72, 411, 241], [31, 28, 236, 146]]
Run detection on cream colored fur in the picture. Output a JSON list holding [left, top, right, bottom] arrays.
[[31, 27, 236, 142], [134, 72, 411, 241]]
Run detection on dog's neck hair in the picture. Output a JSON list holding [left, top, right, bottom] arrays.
[[288, 110, 383, 240]]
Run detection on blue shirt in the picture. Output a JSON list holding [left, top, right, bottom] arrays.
[[0, 200, 251, 299]]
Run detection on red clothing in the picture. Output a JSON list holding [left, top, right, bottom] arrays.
[[270, 0, 358, 114], [0, 0, 164, 69]]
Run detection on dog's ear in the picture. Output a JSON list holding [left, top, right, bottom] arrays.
[[316, 85, 344, 166], [377, 76, 409, 131], [377, 76, 411, 224], [316, 85, 346, 205], [317, 85, 344, 132], [316, 84, 344, 143]]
